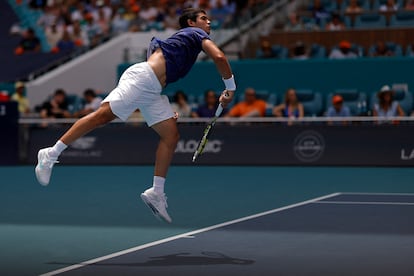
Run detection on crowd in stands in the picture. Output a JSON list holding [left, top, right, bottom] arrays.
[[257, 0, 414, 59], [1, 80, 412, 124], [11, 0, 272, 56]]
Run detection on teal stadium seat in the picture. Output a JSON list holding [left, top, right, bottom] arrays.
[[66, 94, 83, 114], [256, 45, 288, 59], [368, 41, 403, 56], [354, 13, 386, 28], [295, 89, 323, 116], [327, 89, 368, 116], [309, 44, 327, 58], [389, 11, 414, 27], [406, 44, 414, 57]]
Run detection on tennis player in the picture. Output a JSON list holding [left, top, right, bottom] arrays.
[[35, 8, 236, 223]]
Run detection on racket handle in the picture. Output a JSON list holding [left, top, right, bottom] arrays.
[[215, 104, 224, 117]]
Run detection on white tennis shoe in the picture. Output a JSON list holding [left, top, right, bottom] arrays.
[[140, 188, 172, 223], [35, 147, 58, 186]]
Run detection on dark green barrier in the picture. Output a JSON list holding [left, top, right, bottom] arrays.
[[118, 58, 414, 98]]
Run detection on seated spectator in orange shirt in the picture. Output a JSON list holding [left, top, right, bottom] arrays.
[[226, 88, 266, 117]]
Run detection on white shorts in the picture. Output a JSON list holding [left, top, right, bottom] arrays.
[[102, 62, 174, 127]]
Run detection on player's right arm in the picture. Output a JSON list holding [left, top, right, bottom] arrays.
[[202, 39, 235, 107]]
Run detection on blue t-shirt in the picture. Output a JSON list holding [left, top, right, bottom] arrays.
[[147, 27, 210, 85], [326, 106, 351, 117]]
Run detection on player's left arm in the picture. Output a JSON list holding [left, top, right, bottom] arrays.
[[202, 39, 235, 107]]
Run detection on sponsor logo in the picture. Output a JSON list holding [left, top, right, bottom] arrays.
[[293, 130, 325, 162], [175, 139, 223, 154], [70, 137, 96, 150], [401, 149, 414, 160], [62, 136, 102, 158]]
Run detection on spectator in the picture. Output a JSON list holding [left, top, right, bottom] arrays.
[[345, 0, 364, 14], [379, 0, 399, 12], [192, 89, 221, 117], [310, 0, 330, 25], [83, 13, 103, 48], [67, 20, 88, 47], [111, 8, 131, 35], [39, 89, 71, 119], [226, 87, 266, 117], [56, 30, 76, 52], [329, 40, 358, 59], [73, 89, 102, 118], [325, 12, 346, 31], [284, 13, 305, 31], [11, 82, 30, 115], [257, 40, 277, 59], [45, 23, 63, 49], [163, 5, 180, 31], [373, 85, 405, 118], [405, 0, 414, 10], [326, 95, 351, 117], [291, 41, 309, 60], [370, 41, 394, 57], [273, 88, 304, 119], [210, 0, 233, 28], [171, 90, 192, 118], [15, 28, 41, 55]]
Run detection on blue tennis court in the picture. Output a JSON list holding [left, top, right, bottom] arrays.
[[1, 166, 414, 275], [41, 192, 414, 276]]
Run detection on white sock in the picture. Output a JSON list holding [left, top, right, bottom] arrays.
[[153, 176, 165, 194], [48, 140, 67, 157]]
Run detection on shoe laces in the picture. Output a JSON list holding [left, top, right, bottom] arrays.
[[42, 155, 59, 169], [159, 193, 168, 208]]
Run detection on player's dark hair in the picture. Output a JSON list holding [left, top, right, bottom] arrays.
[[179, 8, 206, 28]]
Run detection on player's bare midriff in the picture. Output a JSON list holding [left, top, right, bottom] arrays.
[[147, 48, 167, 88]]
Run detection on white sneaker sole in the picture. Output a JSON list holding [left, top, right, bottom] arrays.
[[140, 193, 172, 223]]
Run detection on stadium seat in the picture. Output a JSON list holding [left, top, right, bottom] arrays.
[[66, 94, 83, 114], [368, 41, 403, 56], [256, 45, 288, 59], [354, 13, 387, 28], [389, 11, 414, 27], [406, 44, 414, 57], [327, 89, 368, 115], [295, 89, 323, 116], [309, 44, 327, 59]]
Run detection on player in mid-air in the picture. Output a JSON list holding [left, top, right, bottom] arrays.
[[35, 8, 236, 223]]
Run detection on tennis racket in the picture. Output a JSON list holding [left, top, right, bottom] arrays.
[[192, 103, 224, 162]]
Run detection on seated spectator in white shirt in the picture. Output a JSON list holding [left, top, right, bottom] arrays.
[[329, 40, 358, 59], [73, 89, 102, 118]]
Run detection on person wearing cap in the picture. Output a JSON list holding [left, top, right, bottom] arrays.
[[373, 85, 404, 118], [326, 95, 351, 118], [329, 40, 358, 59], [11, 82, 30, 114]]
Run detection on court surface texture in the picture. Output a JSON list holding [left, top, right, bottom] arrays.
[[1, 166, 413, 276]]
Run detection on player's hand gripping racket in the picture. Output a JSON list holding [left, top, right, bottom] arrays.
[[192, 103, 224, 162]]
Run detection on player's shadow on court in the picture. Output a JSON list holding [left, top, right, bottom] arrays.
[[49, 251, 254, 267]]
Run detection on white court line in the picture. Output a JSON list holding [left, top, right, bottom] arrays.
[[39, 192, 341, 276], [313, 201, 414, 206], [340, 192, 414, 196]]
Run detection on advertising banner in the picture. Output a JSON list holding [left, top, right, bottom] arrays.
[[26, 123, 414, 166]]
